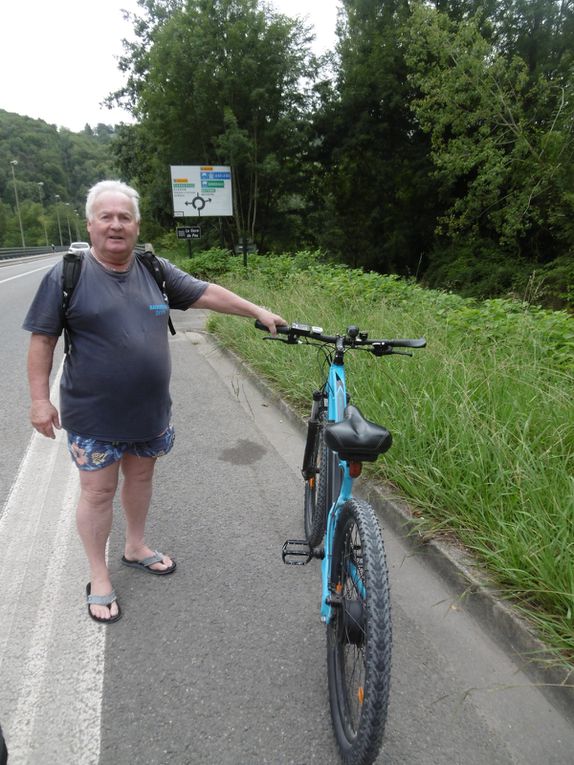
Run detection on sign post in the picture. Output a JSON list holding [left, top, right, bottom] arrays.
[[176, 224, 202, 257]]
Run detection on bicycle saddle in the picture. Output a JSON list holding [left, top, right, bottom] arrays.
[[324, 405, 392, 462]]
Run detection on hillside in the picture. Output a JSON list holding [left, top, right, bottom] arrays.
[[0, 109, 119, 246]]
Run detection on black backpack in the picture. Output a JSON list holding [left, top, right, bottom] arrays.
[[61, 247, 176, 353]]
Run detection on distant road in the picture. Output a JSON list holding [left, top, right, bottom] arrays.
[[0, 253, 62, 513]]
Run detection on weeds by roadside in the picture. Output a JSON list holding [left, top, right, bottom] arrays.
[[171, 248, 574, 665]]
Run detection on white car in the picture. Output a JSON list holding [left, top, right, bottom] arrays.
[[68, 241, 90, 254]]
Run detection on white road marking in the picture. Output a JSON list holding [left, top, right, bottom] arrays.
[[0, 264, 53, 285], [0, 364, 106, 765]]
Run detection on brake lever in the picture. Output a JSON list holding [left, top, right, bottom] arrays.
[[371, 346, 413, 357], [262, 335, 300, 344]]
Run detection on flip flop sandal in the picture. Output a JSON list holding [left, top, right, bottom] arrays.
[[86, 583, 122, 624], [120, 550, 176, 576]]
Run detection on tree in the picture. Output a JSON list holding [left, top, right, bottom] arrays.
[[488, 0, 574, 80], [308, 0, 436, 275], [110, 0, 317, 250], [405, 3, 574, 279]]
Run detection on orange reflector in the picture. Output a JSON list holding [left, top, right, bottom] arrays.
[[358, 687, 364, 705], [309, 477, 315, 489], [349, 461, 362, 478]]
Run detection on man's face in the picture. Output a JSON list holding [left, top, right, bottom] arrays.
[[87, 191, 140, 260]]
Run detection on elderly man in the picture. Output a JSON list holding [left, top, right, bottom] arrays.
[[23, 179, 285, 624]]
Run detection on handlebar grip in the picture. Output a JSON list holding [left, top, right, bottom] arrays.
[[254, 320, 290, 335], [388, 338, 426, 349]]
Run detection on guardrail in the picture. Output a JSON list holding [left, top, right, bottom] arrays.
[[1, 243, 154, 263], [0, 246, 68, 261]]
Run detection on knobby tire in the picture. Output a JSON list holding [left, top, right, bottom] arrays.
[[304, 406, 330, 547], [327, 498, 392, 765]]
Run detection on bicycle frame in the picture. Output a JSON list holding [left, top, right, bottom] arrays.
[[265, 320, 424, 620], [321, 356, 361, 625]]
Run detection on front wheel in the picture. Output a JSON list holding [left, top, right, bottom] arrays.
[[327, 499, 392, 765], [304, 408, 329, 547]]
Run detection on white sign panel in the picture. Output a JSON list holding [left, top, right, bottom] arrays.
[[170, 165, 233, 217]]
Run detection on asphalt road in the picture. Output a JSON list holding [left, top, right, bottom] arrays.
[[0, 253, 63, 511], [0, 255, 572, 764]]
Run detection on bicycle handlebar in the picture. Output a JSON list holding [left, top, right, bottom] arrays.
[[255, 320, 426, 355]]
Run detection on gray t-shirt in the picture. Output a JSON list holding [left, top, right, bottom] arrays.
[[23, 253, 208, 441]]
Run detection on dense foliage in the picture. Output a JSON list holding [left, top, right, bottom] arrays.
[[106, 0, 573, 309], [110, 0, 317, 249], [171, 248, 574, 663], [2, 0, 573, 309]]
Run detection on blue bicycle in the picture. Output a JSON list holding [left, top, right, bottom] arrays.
[[256, 321, 425, 765]]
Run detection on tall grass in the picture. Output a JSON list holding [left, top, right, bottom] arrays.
[[175, 250, 574, 662]]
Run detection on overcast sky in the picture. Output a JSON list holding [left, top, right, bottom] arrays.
[[0, 0, 338, 133]]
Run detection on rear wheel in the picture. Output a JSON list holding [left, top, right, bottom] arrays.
[[327, 498, 392, 765]]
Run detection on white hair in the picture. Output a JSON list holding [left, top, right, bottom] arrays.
[[85, 180, 141, 222]]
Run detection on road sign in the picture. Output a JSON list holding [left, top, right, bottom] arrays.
[[177, 226, 201, 240], [171, 165, 233, 217], [234, 242, 258, 254]]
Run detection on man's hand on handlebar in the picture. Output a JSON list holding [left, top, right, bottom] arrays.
[[254, 308, 288, 337]]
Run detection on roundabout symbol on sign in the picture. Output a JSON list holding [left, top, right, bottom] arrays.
[[185, 193, 212, 213]]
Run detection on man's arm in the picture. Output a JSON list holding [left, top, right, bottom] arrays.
[[27, 333, 61, 439], [192, 283, 286, 335]]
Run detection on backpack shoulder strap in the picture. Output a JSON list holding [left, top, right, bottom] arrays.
[[136, 248, 176, 336], [62, 251, 83, 354]]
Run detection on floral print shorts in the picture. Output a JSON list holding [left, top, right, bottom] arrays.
[[67, 425, 175, 471]]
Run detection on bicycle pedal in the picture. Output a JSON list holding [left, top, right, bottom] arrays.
[[282, 539, 315, 566]]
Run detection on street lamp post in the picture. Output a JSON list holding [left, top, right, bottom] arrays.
[[37, 182, 49, 246], [10, 160, 25, 248], [65, 203, 72, 244], [73, 210, 81, 240], [54, 194, 63, 246]]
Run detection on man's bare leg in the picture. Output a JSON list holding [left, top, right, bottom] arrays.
[[120, 454, 173, 572], [76, 462, 120, 620]]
